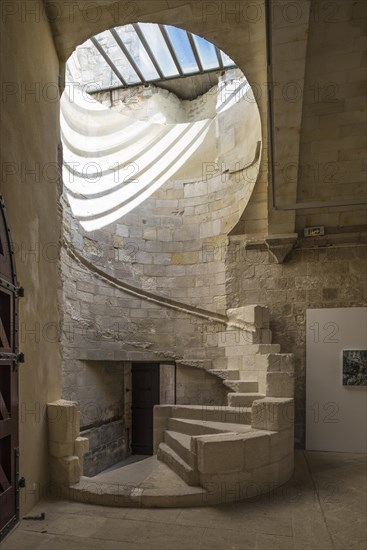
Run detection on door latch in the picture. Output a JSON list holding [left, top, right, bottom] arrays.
[[17, 286, 25, 298], [18, 477, 26, 488]]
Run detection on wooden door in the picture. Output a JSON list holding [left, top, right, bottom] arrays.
[[0, 196, 21, 541], [131, 363, 160, 455]]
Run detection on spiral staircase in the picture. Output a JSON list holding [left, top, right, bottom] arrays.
[[48, 304, 295, 507], [154, 305, 295, 501]]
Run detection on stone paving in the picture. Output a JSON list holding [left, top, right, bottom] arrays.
[[3, 451, 366, 550]]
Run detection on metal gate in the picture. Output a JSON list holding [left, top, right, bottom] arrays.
[[0, 195, 22, 541]]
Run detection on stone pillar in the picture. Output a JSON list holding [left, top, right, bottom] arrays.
[[47, 399, 89, 485]]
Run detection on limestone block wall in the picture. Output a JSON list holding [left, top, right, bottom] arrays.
[[63, 359, 227, 476], [62, 360, 126, 476], [296, 0, 366, 231], [0, 0, 63, 514], [225, 237, 367, 446], [58, 0, 366, 461], [196, 398, 295, 498], [61, 68, 262, 427], [176, 365, 228, 406], [1, 0, 363, 516], [61, 231, 232, 471], [226, 1, 367, 446], [94, 82, 217, 124]]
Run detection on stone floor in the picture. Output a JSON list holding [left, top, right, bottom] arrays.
[[67, 454, 207, 508], [2, 451, 366, 550]]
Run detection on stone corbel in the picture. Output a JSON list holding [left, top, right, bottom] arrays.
[[264, 233, 298, 264]]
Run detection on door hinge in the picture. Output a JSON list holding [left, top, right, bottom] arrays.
[[17, 353, 25, 363]]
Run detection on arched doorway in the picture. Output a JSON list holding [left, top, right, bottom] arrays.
[[0, 196, 22, 540]]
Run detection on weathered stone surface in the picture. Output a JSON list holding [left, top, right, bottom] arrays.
[[226, 305, 270, 328], [82, 420, 126, 477], [251, 462, 280, 489], [258, 372, 295, 398], [264, 234, 298, 264], [49, 441, 74, 458], [278, 453, 295, 484], [50, 456, 80, 485], [153, 406, 172, 453], [197, 434, 244, 474], [256, 354, 295, 374], [74, 436, 89, 456], [3, 0, 365, 514], [270, 429, 294, 462], [252, 398, 294, 432], [243, 431, 271, 471], [83, 435, 126, 477], [47, 400, 79, 445]]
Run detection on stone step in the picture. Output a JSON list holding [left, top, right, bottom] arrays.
[[211, 357, 228, 370], [168, 405, 251, 424], [157, 442, 199, 486], [164, 431, 196, 469], [238, 371, 260, 381], [224, 380, 258, 392], [225, 344, 280, 357], [227, 392, 265, 407], [218, 329, 272, 347], [209, 369, 240, 380], [258, 344, 281, 354], [167, 417, 252, 438], [177, 359, 213, 370]]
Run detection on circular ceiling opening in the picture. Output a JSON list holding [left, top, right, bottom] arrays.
[[61, 23, 262, 232]]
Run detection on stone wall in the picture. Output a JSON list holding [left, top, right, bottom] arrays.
[[296, 0, 366, 231], [61, 70, 261, 363], [61, 241, 228, 375], [225, 237, 367, 446], [62, 70, 261, 306], [1, 0, 364, 517], [61, 71, 261, 476], [93, 80, 218, 124], [48, 0, 270, 237], [61, 0, 366, 456], [176, 364, 228, 406], [0, 0, 63, 514], [62, 359, 127, 475]]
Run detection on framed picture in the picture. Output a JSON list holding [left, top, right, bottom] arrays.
[[342, 350, 367, 386]]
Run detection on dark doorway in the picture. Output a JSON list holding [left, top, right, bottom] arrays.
[[0, 196, 20, 541], [131, 363, 160, 455]]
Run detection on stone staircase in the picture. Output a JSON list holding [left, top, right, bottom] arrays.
[[154, 305, 295, 500], [48, 305, 295, 506]]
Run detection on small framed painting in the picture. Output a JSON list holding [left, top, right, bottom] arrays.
[[342, 350, 367, 386]]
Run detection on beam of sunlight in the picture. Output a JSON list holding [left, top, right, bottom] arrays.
[[77, 119, 212, 231], [62, 75, 250, 231]]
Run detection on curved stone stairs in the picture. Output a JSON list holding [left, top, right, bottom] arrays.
[[48, 305, 295, 506], [154, 306, 295, 499]]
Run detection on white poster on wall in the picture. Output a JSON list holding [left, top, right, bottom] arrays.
[[306, 307, 367, 453]]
